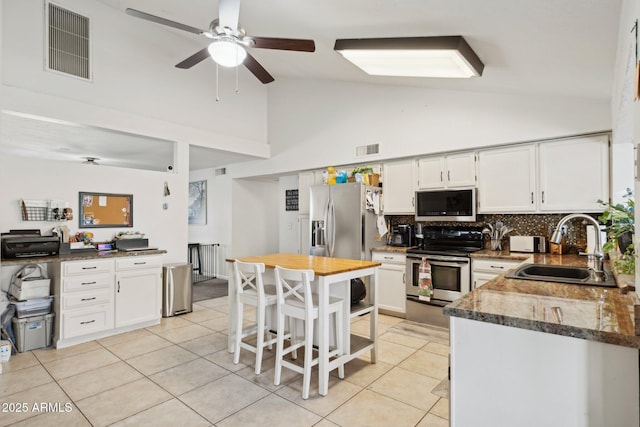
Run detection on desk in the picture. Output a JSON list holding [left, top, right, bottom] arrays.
[[226, 253, 380, 396]]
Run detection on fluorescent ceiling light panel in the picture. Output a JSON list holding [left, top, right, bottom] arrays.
[[334, 36, 484, 78]]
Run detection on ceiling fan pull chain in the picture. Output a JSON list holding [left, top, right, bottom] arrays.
[[216, 63, 220, 102]]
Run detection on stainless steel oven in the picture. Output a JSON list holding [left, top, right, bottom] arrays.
[[406, 253, 471, 304]]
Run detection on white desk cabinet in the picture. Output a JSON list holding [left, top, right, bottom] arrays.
[[115, 256, 163, 328]]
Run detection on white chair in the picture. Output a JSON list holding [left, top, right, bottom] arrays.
[[273, 266, 345, 399], [232, 260, 279, 375]]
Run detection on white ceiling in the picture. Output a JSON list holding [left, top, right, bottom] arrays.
[[2, 0, 623, 172]]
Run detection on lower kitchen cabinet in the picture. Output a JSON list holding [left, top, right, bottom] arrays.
[[471, 257, 532, 289], [372, 251, 406, 316], [53, 254, 163, 348]]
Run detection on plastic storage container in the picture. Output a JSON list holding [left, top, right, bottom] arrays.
[[12, 297, 53, 318], [12, 313, 54, 352]]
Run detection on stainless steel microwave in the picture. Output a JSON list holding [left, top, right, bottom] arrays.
[[415, 188, 476, 222]]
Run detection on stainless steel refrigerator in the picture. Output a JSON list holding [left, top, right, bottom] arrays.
[[309, 183, 383, 260]]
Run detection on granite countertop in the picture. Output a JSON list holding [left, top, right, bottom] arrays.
[[371, 245, 415, 254], [445, 252, 640, 349], [1, 249, 167, 266]]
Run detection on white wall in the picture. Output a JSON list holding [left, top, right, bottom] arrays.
[[278, 175, 300, 254]]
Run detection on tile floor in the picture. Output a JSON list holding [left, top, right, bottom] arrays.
[[0, 297, 450, 427]]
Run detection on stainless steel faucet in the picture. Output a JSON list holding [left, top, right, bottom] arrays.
[[550, 213, 606, 281]]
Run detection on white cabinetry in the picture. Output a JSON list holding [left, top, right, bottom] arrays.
[[471, 257, 532, 289], [56, 259, 115, 342], [372, 251, 406, 315], [417, 152, 476, 189], [54, 254, 163, 348], [477, 135, 609, 214], [477, 145, 537, 213], [115, 256, 163, 328], [538, 135, 609, 212], [382, 159, 416, 214], [298, 171, 322, 214]]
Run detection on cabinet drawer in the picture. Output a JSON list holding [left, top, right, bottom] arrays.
[[62, 305, 114, 339], [64, 274, 113, 292], [472, 258, 526, 274], [372, 252, 406, 264], [63, 289, 112, 310], [116, 256, 162, 271], [64, 259, 114, 276]]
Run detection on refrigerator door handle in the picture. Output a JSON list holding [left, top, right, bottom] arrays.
[[329, 198, 336, 257], [323, 198, 330, 256], [168, 273, 174, 316]]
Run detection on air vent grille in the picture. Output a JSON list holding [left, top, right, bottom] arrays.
[[47, 2, 90, 79], [355, 143, 380, 157], [215, 167, 227, 176]]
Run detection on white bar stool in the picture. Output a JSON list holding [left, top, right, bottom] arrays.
[[273, 266, 345, 399], [232, 260, 279, 375]]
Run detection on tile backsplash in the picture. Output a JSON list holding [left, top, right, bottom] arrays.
[[387, 213, 603, 253]]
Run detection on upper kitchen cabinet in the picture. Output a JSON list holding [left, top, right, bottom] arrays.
[[538, 135, 609, 212], [477, 135, 610, 214], [417, 152, 476, 189], [477, 145, 537, 213], [298, 171, 323, 214], [382, 159, 417, 214]]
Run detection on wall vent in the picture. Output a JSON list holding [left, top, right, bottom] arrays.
[[46, 2, 91, 80], [355, 143, 380, 157], [215, 167, 227, 176]]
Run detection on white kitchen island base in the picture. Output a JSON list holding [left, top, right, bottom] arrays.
[[450, 317, 639, 427]]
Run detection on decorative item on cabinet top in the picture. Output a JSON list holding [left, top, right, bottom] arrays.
[[20, 199, 72, 222]]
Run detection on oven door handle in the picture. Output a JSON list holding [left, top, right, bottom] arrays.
[[410, 254, 470, 263]]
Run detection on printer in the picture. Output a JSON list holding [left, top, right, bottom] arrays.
[[1, 231, 59, 258]]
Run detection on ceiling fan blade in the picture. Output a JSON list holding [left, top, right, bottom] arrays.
[[125, 8, 205, 35], [218, 0, 241, 30], [175, 48, 211, 69], [244, 53, 274, 84], [251, 37, 316, 52]]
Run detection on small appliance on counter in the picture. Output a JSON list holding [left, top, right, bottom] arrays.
[[389, 224, 414, 247], [509, 236, 547, 253], [1, 230, 59, 259]]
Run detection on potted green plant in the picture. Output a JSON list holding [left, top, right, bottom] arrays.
[[597, 188, 635, 274]]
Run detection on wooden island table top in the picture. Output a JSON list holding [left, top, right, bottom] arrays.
[[227, 253, 381, 276]]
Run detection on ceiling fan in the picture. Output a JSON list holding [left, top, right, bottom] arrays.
[[125, 0, 315, 84]]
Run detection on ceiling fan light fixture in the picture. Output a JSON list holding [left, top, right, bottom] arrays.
[[334, 36, 484, 78], [208, 38, 247, 67]]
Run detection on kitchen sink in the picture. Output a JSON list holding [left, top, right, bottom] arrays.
[[504, 264, 617, 287]]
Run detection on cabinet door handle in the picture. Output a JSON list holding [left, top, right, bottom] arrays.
[[383, 256, 393, 260], [117, 281, 120, 293], [541, 191, 545, 203], [531, 192, 534, 204], [82, 266, 97, 270], [81, 281, 96, 286], [81, 297, 96, 301], [80, 319, 96, 325], [411, 196, 415, 207], [134, 262, 146, 265], [490, 265, 505, 269], [402, 273, 406, 284], [440, 171, 443, 182], [447, 171, 451, 181]]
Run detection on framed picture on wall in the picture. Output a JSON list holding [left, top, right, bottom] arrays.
[[188, 180, 207, 225]]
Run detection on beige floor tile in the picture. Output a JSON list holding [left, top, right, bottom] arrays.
[[204, 349, 249, 372], [1, 351, 39, 373], [423, 341, 450, 357], [195, 297, 229, 308], [416, 413, 449, 427], [350, 318, 394, 336], [198, 316, 230, 332], [179, 332, 229, 356], [378, 314, 406, 325], [97, 328, 154, 347], [276, 374, 362, 417], [126, 345, 198, 376], [191, 303, 206, 311], [358, 339, 416, 365], [146, 316, 193, 333], [398, 350, 448, 380], [235, 363, 300, 392], [179, 374, 269, 424], [9, 403, 90, 427], [33, 341, 101, 364], [430, 398, 449, 420], [43, 348, 119, 380], [154, 323, 213, 343], [150, 358, 229, 396], [107, 333, 173, 359], [0, 364, 53, 398], [327, 389, 425, 427], [313, 420, 340, 427], [181, 309, 226, 323], [380, 331, 429, 349], [110, 399, 210, 427], [217, 393, 321, 427], [368, 367, 440, 411], [211, 304, 230, 314], [331, 357, 393, 387], [57, 361, 143, 401], [76, 378, 171, 427], [389, 321, 450, 346], [0, 382, 72, 426]]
